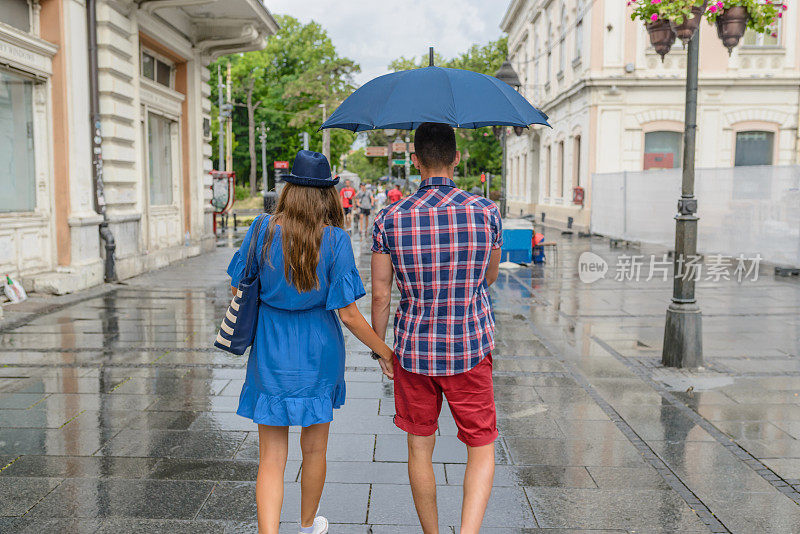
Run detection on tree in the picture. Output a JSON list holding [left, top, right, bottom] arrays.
[[210, 16, 360, 194], [229, 54, 266, 196], [346, 147, 386, 182]]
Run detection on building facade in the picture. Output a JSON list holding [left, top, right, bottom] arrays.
[[0, 0, 276, 294], [501, 0, 800, 230]]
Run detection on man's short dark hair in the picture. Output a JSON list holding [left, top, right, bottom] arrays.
[[414, 122, 457, 169]]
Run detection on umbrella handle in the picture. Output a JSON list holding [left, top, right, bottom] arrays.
[[429, 47, 434, 67]]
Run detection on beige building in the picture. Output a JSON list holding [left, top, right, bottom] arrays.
[[501, 0, 800, 231], [1, 0, 277, 294]]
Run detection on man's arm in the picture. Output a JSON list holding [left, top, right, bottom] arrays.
[[485, 248, 502, 287], [371, 253, 393, 341]]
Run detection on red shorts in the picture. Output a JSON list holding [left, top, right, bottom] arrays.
[[393, 354, 498, 447]]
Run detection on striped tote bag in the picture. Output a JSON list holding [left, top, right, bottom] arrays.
[[214, 214, 266, 355]]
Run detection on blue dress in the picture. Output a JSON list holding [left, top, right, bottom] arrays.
[[227, 215, 365, 427]]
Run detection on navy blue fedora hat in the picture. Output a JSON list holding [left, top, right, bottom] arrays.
[[284, 150, 339, 188]]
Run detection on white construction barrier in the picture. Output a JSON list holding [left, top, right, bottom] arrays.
[[590, 165, 800, 268]]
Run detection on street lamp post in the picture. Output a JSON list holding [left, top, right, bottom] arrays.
[[495, 59, 522, 218], [258, 122, 270, 191], [663, 30, 702, 368]]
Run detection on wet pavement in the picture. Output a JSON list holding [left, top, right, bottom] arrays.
[[0, 224, 799, 533]]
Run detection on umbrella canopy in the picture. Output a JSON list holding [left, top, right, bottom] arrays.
[[320, 66, 550, 132]]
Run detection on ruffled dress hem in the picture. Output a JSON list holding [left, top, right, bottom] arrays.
[[236, 382, 346, 427]]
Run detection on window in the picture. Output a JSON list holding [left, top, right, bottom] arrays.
[[557, 141, 565, 197], [573, 135, 581, 188], [742, 26, 779, 47], [574, 1, 584, 61], [735, 131, 774, 166], [522, 153, 527, 201], [0, 70, 36, 212], [644, 131, 682, 170], [533, 37, 540, 101], [558, 5, 566, 74], [0, 0, 31, 32], [546, 24, 552, 86], [147, 113, 174, 205], [141, 51, 173, 88], [545, 145, 552, 197]]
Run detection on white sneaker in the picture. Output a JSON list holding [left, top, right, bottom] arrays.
[[298, 515, 328, 534]]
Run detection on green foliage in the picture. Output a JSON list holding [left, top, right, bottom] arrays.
[[384, 37, 508, 177], [454, 174, 500, 194], [210, 15, 360, 188], [345, 147, 386, 182], [234, 185, 250, 201], [630, 0, 785, 33], [630, 0, 703, 25]]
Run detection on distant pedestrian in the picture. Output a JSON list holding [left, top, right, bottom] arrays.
[[227, 151, 393, 534], [339, 179, 356, 231], [354, 182, 374, 238], [387, 183, 403, 204], [375, 187, 387, 209], [371, 123, 502, 533]]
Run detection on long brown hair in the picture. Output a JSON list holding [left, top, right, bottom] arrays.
[[263, 183, 345, 292]]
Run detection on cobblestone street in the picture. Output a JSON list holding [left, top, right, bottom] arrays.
[[1, 227, 799, 533]]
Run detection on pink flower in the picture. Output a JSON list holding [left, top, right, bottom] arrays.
[[771, 32, 778, 37], [651, 0, 661, 4], [708, 5, 717, 12], [778, 12, 783, 17], [651, 13, 659, 21]]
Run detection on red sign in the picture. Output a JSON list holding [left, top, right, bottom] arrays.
[[643, 153, 674, 170], [365, 146, 388, 157], [274, 161, 289, 169]]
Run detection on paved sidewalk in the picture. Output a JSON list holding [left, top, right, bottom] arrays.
[[0, 227, 797, 532]]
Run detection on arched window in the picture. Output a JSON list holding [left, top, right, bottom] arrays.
[[533, 36, 540, 101], [545, 145, 552, 197], [575, 0, 584, 61], [644, 131, 682, 170], [557, 141, 565, 197], [559, 4, 567, 74], [546, 23, 553, 86], [573, 135, 581, 188], [735, 131, 774, 166]]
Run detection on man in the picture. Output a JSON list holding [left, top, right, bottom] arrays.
[[354, 182, 374, 237], [371, 122, 502, 533], [386, 183, 403, 204], [339, 179, 356, 230]]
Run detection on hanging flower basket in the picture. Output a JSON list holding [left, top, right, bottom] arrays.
[[670, 2, 707, 43], [646, 20, 677, 60], [715, 6, 749, 53], [706, 1, 786, 55]]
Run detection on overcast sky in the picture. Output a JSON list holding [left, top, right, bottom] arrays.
[[266, 0, 507, 85]]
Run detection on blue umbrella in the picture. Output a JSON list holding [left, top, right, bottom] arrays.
[[320, 63, 549, 132]]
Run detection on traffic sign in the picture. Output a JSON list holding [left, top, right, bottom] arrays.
[[274, 161, 289, 169], [392, 142, 415, 153], [365, 146, 388, 157], [392, 159, 406, 165]]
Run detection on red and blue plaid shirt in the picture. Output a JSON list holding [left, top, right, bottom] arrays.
[[372, 177, 503, 376]]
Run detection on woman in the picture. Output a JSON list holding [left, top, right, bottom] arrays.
[[227, 150, 394, 534]]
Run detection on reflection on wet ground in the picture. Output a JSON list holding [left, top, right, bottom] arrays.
[[0, 227, 798, 532]]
